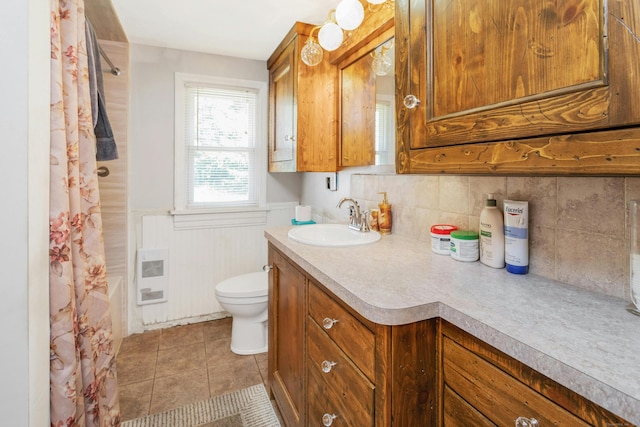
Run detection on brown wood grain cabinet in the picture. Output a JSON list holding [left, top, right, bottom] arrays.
[[267, 244, 437, 427], [268, 247, 306, 427], [307, 282, 375, 427], [268, 244, 633, 426], [267, 23, 339, 172], [395, 0, 640, 174], [440, 321, 630, 427]]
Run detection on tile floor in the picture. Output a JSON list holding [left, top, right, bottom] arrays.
[[116, 317, 274, 422]]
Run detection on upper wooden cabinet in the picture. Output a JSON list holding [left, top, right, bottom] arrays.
[[395, 0, 640, 174], [267, 23, 338, 172]]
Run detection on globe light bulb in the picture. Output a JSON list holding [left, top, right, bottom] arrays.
[[301, 37, 323, 66], [371, 50, 392, 76], [367, 0, 386, 4], [335, 0, 365, 31], [318, 22, 344, 51]]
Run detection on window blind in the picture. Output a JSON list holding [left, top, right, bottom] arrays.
[[183, 84, 258, 207], [375, 100, 392, 165]]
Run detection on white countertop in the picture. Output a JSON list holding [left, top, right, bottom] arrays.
[[265, 226, 640, 425]]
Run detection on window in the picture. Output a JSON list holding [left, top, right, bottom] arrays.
[[174, 73, 267, 213], [375, 96, 395, 166]]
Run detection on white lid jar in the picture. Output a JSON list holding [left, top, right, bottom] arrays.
[[450, 230, 479, 262], [430, 224, 458, 255]]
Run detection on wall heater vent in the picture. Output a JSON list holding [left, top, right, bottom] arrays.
[[136, 248, 169, 305]]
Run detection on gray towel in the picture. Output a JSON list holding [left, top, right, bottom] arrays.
[[85, 18, 119, 161]]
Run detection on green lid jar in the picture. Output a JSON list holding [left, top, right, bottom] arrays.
[[450, 230, 479, 262]]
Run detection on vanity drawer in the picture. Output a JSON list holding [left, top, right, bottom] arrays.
[[308, 282, 375, 380], [443, 384, 494, 427], [307, 318, 374, 427], [443, 336, 590, 426]]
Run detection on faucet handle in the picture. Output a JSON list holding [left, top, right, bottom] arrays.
[[348, 205, 356, 224], [360, 210, 371, 232]]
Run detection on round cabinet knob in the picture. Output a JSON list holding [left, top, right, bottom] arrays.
[[403, 94, 421, 109], [323, 317, 339, 330], [262, 265, 272, 272], [321, 360, 337, 373], [322, 413, 338, 426], [284, 135, 296, 142], [515, 416, 540, 427]]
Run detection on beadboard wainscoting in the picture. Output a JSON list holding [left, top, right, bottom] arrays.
[[130, 202, 297, 332]]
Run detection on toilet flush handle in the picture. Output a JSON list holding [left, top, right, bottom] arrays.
[[262, 265, 273, 272]]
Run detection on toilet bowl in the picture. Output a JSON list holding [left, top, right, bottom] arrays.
[[215, 271, 268, 355]]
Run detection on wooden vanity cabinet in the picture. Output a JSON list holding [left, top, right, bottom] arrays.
[[267, 244, 438, 426], [267, 22, 338, 172], [395, 0, 640, 174], [440, 320, 631, 427]]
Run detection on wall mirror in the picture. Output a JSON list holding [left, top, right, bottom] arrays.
[[339, 36, 395, 169]]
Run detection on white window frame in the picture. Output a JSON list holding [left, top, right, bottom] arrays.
[[375, 94, 396, 169], [173, 73, 268, 227]]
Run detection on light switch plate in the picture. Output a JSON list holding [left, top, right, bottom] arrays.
[[325, 173, 338, 191]]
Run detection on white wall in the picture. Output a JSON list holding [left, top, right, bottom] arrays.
[[302, 168, 393, 224], [129, 44, 300, 211], [128, 45, 301, 332], [0, 0, 50, 425]]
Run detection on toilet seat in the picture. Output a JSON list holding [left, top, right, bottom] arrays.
[[215, 272, 267, 298]]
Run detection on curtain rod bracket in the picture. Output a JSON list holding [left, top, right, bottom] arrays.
[[98, 45, 121, 77]]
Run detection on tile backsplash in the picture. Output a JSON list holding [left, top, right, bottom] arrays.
[[347, 174, 640, 302]]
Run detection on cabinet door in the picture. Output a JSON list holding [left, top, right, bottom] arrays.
[[268, 247, 306, 426], [269, 40, 297, 172], [396, 0, 640, 174]]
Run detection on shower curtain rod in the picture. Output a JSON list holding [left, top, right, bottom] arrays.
[[99, 45, 121, 76]]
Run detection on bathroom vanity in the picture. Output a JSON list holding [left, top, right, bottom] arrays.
[[265, 227, 639, 426]]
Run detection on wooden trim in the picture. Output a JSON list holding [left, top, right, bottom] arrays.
[[329, 1, 395, 65], [85, 0, 128, 42], [267, 22, 315, 68], [400, 126, 640, 175]]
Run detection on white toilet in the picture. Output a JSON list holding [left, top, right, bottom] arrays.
[[215, 271, 268, 355]]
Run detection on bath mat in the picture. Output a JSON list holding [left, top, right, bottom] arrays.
[[121, 384, 280, 427]]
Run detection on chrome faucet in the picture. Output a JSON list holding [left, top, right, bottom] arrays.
[[336, 197, 370, 232]]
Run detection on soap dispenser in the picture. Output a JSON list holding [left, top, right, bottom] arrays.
[[378, 192, 392, 234], [479, 193, 505, 268]]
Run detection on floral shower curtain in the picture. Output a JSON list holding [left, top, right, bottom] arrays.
[[49, 0, 120, 425]]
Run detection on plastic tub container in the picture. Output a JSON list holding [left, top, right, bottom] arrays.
[[430, 224, 458, 255], [450, 230, 479, 262]]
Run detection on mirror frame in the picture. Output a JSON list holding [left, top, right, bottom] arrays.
[[330, 5, 394, 169]]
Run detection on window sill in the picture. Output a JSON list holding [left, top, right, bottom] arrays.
[[171, 207, 269, 230]]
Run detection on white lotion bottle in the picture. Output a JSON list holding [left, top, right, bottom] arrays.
[[504, 200, 529, 274], [479, 194, 505, 268]]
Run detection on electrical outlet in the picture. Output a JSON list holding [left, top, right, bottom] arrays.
[[325, 173, 338, 191]]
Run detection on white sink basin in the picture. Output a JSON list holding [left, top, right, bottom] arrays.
[[287, 224, 381, 247]]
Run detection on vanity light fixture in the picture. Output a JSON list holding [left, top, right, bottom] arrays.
[[301, 26, 324, 66], [304, 0, 394, 66]]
